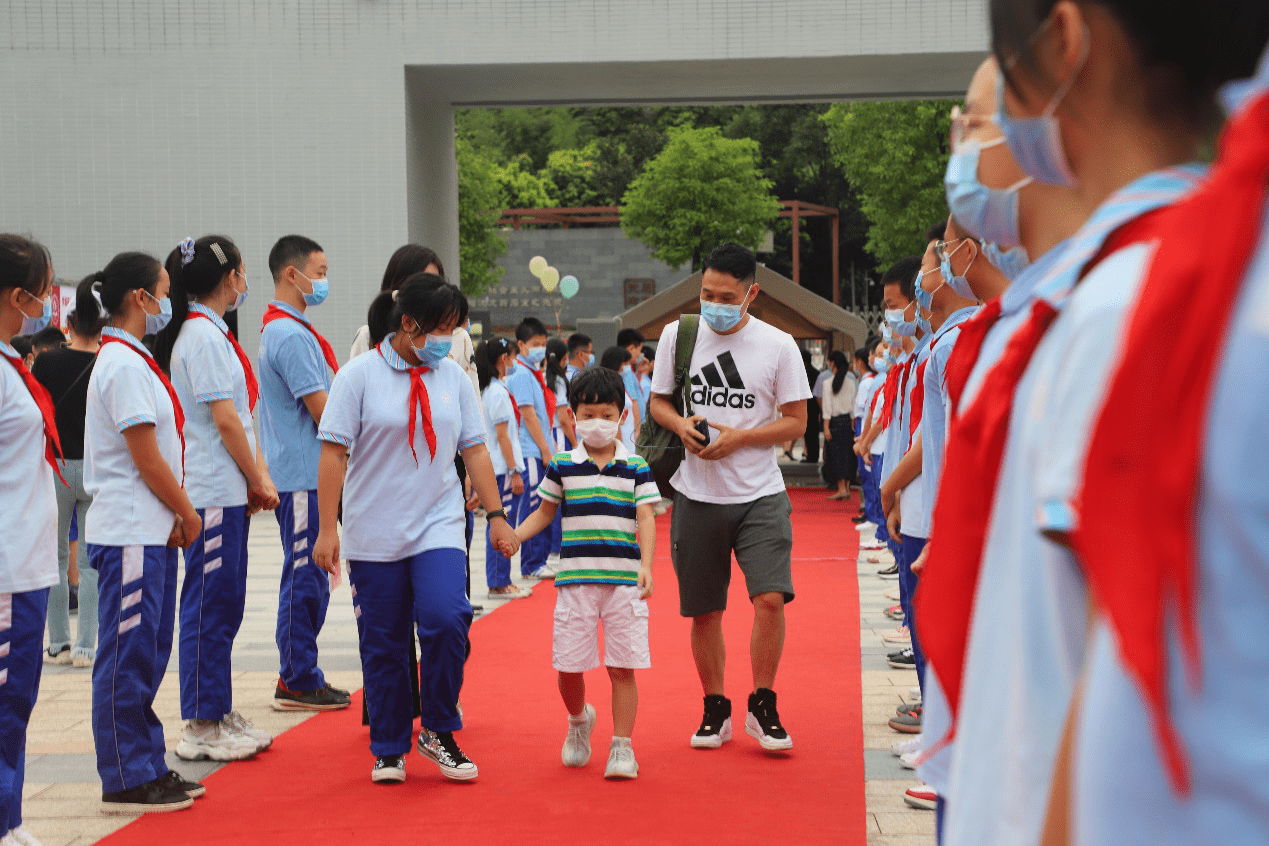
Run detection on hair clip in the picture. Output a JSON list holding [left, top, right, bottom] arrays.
[[209, 243, 228, 266], [91, 280, 103, 294], [179, 237, 196, 266], [392, 290, 400, 301]]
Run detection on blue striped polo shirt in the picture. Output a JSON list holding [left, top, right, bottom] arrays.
[[537, 441, 661, 587]]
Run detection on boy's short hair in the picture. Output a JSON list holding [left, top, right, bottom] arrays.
[[32, 326, 66, 352], [616, 327, 644, 349], [268, 235, 324, 280], [567, 332, 592, 355], [516, 317, 548, 342], [568, 366, 625, 413]]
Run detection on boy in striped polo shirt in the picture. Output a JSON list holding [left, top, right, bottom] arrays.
[[511, 367, 658, 779]]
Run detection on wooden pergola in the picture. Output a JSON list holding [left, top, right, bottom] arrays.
[[495, 200, 842, 304]]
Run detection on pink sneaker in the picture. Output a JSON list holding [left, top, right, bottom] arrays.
[[882, 626, 911, 644]]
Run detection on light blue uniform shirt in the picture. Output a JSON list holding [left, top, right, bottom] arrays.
[[482, 379, 524, 478], [507, 354, 548, 462], [622, 366, 644, 423], [258, 300, 332, 493], [170, 304, 256, 508], [895, 339, 933, 539], [877, 350, 912, 484], [318, 336, 484, 562]]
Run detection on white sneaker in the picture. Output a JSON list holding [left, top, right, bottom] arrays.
[[882, 626, 911, 644], [857, 522, 877, 533], [562, 704, 596, 767], [546, 552, 561, 565], [175, 719, 258, 761], [909, 685, 922, 703], [899, 750, 919, 770], [891, 734, 923, 756], [223, 711, 272, 751], [860, 538, 886, 550], [70, 648, 94, 669], [526, 564, 557, 580], [603, 738, 639, 780], [9, 826, 43, 846], [2, 833, 19, 846]]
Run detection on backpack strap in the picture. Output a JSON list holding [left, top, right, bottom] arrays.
[[674, 315, 700, 415]]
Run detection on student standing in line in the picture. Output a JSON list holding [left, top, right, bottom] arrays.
[[544, 337, 576, 562], [615, 328, 645, 424], [820, 350, 857, 501], [850, 346, 878, 527], [313, 275, 518, 784], [257, 235, 352, 713], [157, 236, 279, 761], [0, 235, 64, 842], [508, 317, 557, 580], [33, 280, 104, 670], [599, 346, 639, 453], [82, 251, 206, 813], [474, 337, 529, 600], [564, 332, 593, 382]]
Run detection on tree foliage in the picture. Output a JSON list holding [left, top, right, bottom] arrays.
[[455, 137, 507, 296], [821, 100, 956, 269], [620, 126, 780, 271], [492, 155, 558, 209]]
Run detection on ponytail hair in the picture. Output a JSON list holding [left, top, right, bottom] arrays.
[[545, 336, 568, 389], [0, 234, 53, 298], [155, 235, 241, 370], [87, 251, 162, 323], [475, 337, 515, 391], [366, 273, 467, 349], [828, 350, 850, 394], [68, 275, 106, 338]]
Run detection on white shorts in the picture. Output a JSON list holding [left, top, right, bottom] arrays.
[[552, 583, 651, 673]]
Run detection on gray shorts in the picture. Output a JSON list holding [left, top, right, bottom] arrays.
[[670, 491, 795, 618]]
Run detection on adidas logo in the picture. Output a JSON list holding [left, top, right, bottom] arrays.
[[690, 351, 757, 409]]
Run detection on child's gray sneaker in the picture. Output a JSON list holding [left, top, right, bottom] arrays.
[[562, 703, 596, 767], [603, 737, 638, 780]]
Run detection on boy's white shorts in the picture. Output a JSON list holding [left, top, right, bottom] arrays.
[[552, 583, 651, 673]]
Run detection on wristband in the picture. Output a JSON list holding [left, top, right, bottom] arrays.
[[487, 509, 508, 522]]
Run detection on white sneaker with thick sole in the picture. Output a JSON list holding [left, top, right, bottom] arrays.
[[899, 750, 919, 770], [860, 538, 886, 550], [882, 626, 911, 644], [9, 826, 44, 846], [526, 564, 557, 580], [604, 738, 639, 779], [224, 711, 272, 751], [909, 685, 922, 703], [891, 734, 923, 756], [562, 703, 596, 767], [175, 720, 258, 761]]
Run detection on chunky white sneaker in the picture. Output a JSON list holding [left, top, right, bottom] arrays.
[[860, 537, 887, 550], [1, 833, 19, 845], [690, 695, 733, 749], [882, 626, 911, 644], [526, 564, 557, 579], [9, 826, 43, 846], [745, 688, 793, 752], [417, 729, 479, 781], [562, 703, 596, 767], [174, 719, 258, 761], [891, 734, 923, 756], [899, 750, 919, 770], [603, 738, 638, 780], [909, 685, 922, 703], [223, 711, 272, 751]]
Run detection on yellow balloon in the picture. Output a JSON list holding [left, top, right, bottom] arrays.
[[541, 266, 560, 289], [529, 256, 548, 277]]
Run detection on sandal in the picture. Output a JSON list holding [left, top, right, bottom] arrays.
[[486, 585, 529, 600]]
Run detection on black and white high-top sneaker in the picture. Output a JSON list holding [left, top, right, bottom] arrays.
[[418, 729, 479, 781], [745, 688, 793, 751], [690, 694, 733, 749], [372, 754, 406, 784]]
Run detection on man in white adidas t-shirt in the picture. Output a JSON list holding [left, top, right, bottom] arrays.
[[649, 242, 811, 753]]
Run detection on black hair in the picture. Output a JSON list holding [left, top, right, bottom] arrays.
[[567, 332, 592, 357], [367, 273, 467, 348], [475, 337, 516, 391], [382, 244, 445, 292], [702, 242, 757, 284], [0, 234, 53, 300], [32, 326, 66, 352], [600, 345, 632, 373], [545, 337, 568, 390], [84, 252, 163, 323], [991, 0, 1269, 134], [68, 276, 106, 338], [881, 256, 922, 302], [926, 221, 948, 243], [10, 335, 32, 359], [855, 346, 874, 374], [642, 344, 655, 362], [156, 235, 242, 371], [828, 350, 850, 394], [568, 366, 625, 413], [268, 235, 324, 281], [616, 327, 645, 349], [515, 317, 549, 343]]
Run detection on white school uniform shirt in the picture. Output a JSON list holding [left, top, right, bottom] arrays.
[[170, 304, 255, 508], [318, 335, 485, 562], [0, 341, 57, 593], [84, 328, 183, 547], [482, 378, 525, 478], [651, 316, 811, 504], [868, 375, 887, 457], [853, 372, 876, 420]]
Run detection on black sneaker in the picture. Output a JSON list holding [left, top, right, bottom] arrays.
[[852, 515, 869, 524], [272, 679, 352, 711], [745, 688, 793, 751], [690, 694, 733, 749], [877, 562, 899, 579], [372, 755, 407, 784], [102, 776, 194, 814], [159, 769, 206, 799], [418, 729, 478, 780], [44, 644, 71, 665], [887, 649, 916, 670]]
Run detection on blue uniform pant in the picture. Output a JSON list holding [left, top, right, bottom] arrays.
[[0, 589, 49, 831], [350, 549, 471, 757], [869, 453, 890, 544], [179, 506, 249, 720], [275, 491, 330, 692], [485, 473, 523, 590], [515, 458, 550, 575], [90, 544, 177, 793], [899, 534, 928, 694]]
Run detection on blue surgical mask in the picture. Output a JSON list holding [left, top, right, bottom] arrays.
[[700, 284, 754, 333], [887, 307, 918, 338], [886, 349, 898, 365], [587, 352, 596, 367], [20, 292, 52, 334], [145, 291, 173, 335], [945, 140, 1029, 248], [231, 274, 249, 311], [412, 333, 452, 368], [983, 242, 1032, 281], [915, 275, 946, 314], [917, 314, 932, 336], [294, 270, 329, 307], [938, 241, 978, 299], [524, 345, 547, 366], [995, 50, 1083, 186], [505, 360, 518, 377], [872, 356, 889, 374]]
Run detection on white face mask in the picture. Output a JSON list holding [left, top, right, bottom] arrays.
[[575, 418, 620, 449]]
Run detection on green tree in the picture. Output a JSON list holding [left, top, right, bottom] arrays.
[[821, 100, 956, 269], [493, 154, 558, 208], [542, 143, 604, 207], [621, 126, 780, 271], [455, 137, 508, 296]]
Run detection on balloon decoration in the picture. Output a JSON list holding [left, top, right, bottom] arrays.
[[559, 274, 580, 299], [528, 256, 548, 277], [540, 266, 560, 291]]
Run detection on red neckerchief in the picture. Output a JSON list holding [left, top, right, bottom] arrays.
[[98, 334, 186, 480], [526, 360, 557, 425], [943, 298, 1003, 419], [380, 346, 437, 465], [1, 349, 67, 486], [187, 309, 259, 411], [262, 304, 339, 374], [504, 380, 521, 425], [907, 358, 930, 447], [914, 209, 1169, 756], [878, 355, 915, 432], [1072, 91, 1269, 794]]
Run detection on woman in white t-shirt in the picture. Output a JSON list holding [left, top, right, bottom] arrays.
[[475, 337, 528, 600], [82, 251, 205, 813], [821, 350, 858, 500], [313, 275, 518, 786], [156, 236, 280, 761]]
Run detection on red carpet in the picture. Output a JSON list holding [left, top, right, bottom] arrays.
[[100, 488, 865, 845]]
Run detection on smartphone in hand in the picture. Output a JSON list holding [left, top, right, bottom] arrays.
[[694, 418, 711, 446]]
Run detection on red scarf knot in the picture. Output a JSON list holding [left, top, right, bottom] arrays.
[[944, 297, 1004, 420], [262, 304, 339, 375], [379, 347, 437, 465], [528, 362, 557, 426]]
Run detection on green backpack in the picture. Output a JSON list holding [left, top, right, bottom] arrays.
[[636, 314, 701, 498]]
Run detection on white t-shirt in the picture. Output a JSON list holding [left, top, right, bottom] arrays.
[[170, 305, 256, 508], [651, 316, 811, 504], [0, 342, 57, 593], [481, 379, 524, 478], [853, 373, 877, 420], [84, 329, 184, 547]]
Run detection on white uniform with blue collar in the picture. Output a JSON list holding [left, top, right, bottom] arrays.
[[482, 378, 524, 591], [84, 327, 183, 794]]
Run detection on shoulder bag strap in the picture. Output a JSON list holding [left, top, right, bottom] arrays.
[[674, 315, 700, 416]]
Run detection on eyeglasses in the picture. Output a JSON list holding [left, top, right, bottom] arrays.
[[935, 239, 969, 264], [948, 104, 1002, 154]]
